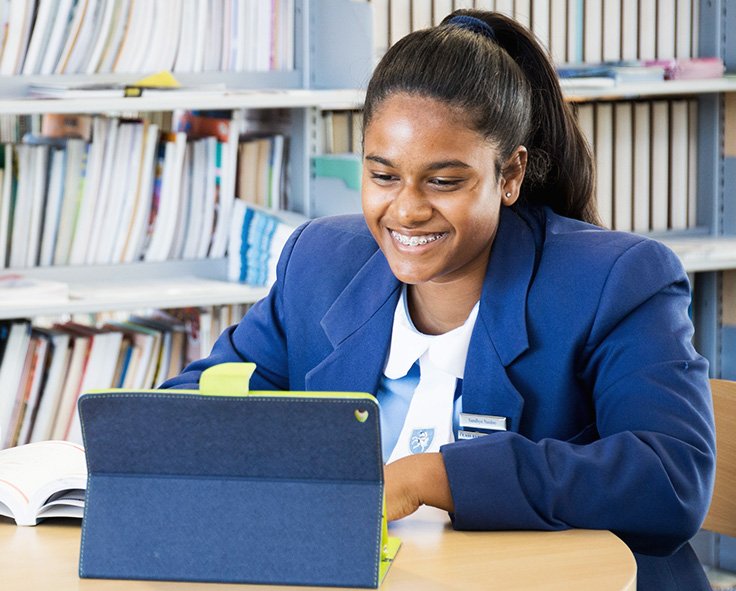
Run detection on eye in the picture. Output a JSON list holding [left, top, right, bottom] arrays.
[[428, 177, 463, 190], [370, 172, 398, 185]]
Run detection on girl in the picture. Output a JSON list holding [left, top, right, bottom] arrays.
[[164, 10, 715, 590]]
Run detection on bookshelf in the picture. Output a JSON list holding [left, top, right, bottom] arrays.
[[0, 0, 373, 316], [0, 0, 375, 449]]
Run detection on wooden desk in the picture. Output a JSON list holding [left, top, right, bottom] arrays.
[[0, 507, 636, 590]]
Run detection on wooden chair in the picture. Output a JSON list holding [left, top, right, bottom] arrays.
[[703, 379, 736, 538]]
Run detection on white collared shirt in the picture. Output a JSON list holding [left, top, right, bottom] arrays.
[[378, 286, 479, 463]]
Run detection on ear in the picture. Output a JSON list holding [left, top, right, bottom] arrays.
[[500, 146, 527, 207]]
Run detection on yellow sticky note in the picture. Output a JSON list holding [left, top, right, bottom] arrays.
[[131, 71, 182, 89]]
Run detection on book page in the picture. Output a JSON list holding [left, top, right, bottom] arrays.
[[0, 440, 86, 525]]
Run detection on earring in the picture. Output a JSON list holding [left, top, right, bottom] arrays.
[[504, 192, 512, 200]]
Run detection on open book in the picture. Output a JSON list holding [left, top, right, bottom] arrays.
[[0, 440, 86, 526]]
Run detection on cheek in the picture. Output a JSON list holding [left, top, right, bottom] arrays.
[[361, 182, 387, 219]]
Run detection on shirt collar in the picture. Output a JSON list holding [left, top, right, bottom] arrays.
[[383, 286, 479, 381]]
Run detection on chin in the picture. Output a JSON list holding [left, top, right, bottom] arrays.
[[386, 263, 435, 285]]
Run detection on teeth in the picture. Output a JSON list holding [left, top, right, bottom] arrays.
[[391, 231, 444, 247]]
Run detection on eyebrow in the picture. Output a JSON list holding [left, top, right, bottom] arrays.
[[364, 155, 471, 171]]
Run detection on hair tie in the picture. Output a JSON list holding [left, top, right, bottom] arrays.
[[447, 15, 496, 41]]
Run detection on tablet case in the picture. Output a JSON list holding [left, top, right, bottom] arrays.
[[77, 362, 400, 588]]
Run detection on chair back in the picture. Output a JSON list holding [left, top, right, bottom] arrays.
[[703, 379, 736, 537]]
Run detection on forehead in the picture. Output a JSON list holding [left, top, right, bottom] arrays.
[[365, 93, 496, 162]]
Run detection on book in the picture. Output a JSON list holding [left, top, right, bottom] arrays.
[[638, 0, 656, 61], [54, 0, 91, 74], [96, 0, 131, 73], [62, 0, 105, 74], [0, 321, 32, 448], [668, 99, 689, 231], [120, 121, 159, 262], [0, 144, 13, 268], [621, 0, 638, 61], [411, 0, 431, 31], [29, 328, 71, 443], [632, 101, 651, 233], [83, 0, 116, 74], [37, 0, 75, 74], [676, 0, 693, 58], [531, 0, 550, 57], [21, 0, 59, 75], [68, 117, 110, 264], [644, 57, 725, 80], [143, 131, 187, 262], [656, 0, 676, 59], [97, 121, 145, 263], [0, 440, 86, 526], [613, 102, 633, 231], [62, 324, 123, 444], [52, 138, 87, 265], [650, 100, 670, 231], [49, 328, 90, 441], [583, 0, 602, 63], [688, 99, 698, 228], [549, 0, 567, 64], [0, 0, 32, 75], [595, 102, 614, 229]]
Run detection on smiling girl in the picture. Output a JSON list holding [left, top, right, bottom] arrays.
[[164, 10, 715, 590]]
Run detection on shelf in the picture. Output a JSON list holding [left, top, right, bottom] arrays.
[[561, 76, 736, 102], [2, 77, 734, 115], [0, 88, 367, 115], [659, 236, 736, 273], [0, 279, 269, 320], [0, 260, 269, 319]]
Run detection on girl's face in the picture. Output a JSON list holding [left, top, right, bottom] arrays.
[[362, 93, 523, 292]]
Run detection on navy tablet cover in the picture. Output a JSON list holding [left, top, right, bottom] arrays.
[[77, 373, 389, 588]]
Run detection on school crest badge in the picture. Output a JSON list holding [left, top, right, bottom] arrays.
[[409, 428, 434, 454]]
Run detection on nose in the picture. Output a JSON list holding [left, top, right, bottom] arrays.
[[393, 182, 433, 226]]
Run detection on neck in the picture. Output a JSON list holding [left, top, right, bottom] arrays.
[[407, 281, 482, 335]]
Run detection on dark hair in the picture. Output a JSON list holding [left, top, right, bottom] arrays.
[[363, 9, 600, 225]]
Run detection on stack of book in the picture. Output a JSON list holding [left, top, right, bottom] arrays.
[[0, 111, 290, 269], [0, 0, 294, 77], [575, 98, 699, 233], [374, 0, 700, 65], [0, 304, 249, 449], [643, 57, 726, 80], [557, 58, 725, 88], [228, 201, 306, 287]]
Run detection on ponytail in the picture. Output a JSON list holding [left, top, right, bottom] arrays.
[[364, 9, 599, 225]]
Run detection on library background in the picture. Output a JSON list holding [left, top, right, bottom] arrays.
[[0, 0, 734, 581]]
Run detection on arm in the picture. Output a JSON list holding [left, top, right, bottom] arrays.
[[159, 222, 310, 391], [438, 240, 714, 555]]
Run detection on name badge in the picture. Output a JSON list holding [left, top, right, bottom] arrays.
[[459, 413, 508, 431], [457, 430, 488, 440]]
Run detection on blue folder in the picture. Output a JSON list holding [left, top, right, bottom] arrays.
[[77, 363, 400, 588]]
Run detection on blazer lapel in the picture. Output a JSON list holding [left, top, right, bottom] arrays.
[[305, 207, 541, 428], [461, 207, 540, 432], [305, 249, 401, 396]]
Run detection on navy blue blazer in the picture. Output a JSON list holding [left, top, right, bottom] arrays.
[[164, 205, 715, 590]]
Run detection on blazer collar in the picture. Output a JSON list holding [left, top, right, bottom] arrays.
[[478, 205, 538, 367], [309, 206, 540, 420], [320, 248, 400, 348], [306, 249, 401, 394]]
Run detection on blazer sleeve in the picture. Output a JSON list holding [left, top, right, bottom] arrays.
[[159, 222, 311, 391], [440, 239, 716, 556]]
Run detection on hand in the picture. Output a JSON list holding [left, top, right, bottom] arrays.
[[384, 452, 454, 521]]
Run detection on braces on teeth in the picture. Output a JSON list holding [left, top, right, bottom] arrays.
[[393, 232, 442, 246]]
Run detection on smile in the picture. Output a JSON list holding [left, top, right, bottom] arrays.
[[390, 230, 446, 247]]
